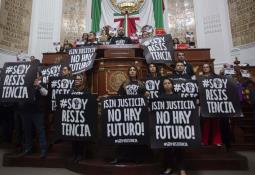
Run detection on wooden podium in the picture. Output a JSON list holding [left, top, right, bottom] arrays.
[[42, 45, 214, 96]]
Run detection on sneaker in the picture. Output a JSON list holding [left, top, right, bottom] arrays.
[[18, 149, 33, 157], [180, 170, 188, 175], [40, 150, 47, 159], [110, 158, 119, 165], [161, 168, 173, 175], [74, 155, 83, 163]]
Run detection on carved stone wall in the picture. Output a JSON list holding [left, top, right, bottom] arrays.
[[0, 0, 32, 52], [60, 0, 87, 44], [228, 0, 255, 46]]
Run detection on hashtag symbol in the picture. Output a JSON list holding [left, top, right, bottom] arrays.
[[6, 66, 13, 74], [51, 81, 58, 88], [41, 70, 47, 76], [202, 79, 210, 88], [174, 84, 181, 92], [60, 99, 68, 108]]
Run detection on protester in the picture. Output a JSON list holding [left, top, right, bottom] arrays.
[[109, 27, 132, 45], [199, 64, 222, 146], [111, 66, 149, 164], [145, 63, 161, 99], [175, 52, 195, 78], [60, 39, 73, 52], [118, 66, 146, 96], [70, 73, 91, 163], [19, 71, 48, 159], [170, 61, 191, 80], [61, 66, 72, 77], [159, 78, 188, 175]]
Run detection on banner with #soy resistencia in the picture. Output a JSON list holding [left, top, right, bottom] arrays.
[[40, 64, 62, 84], [101, 95, 149, 145], [49, 77, 74, 111], [145, 77, 161, 99], [0, 62, 38, 102], [67, 46, 96, 75], [173, 79, 199, 99], [56, 94, 97, 141], [150, 96, 200, 148], [198, 75, 242, 118], [143, 34, 174, 64]]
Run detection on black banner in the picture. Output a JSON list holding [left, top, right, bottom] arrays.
[[145, 78, 161, 99], [150, 96, 200, 148], [198, 75, 242, 117], [173, 79, 198, 98], [0, 62, 37, 102], [49, 77, 74, 111], [101, 96, 149, 145], [40, 64, 62, 84], [143, 34, 174, 64], [56, 94, 97, 141], [68, 46, 96, 74]]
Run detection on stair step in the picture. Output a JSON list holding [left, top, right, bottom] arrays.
[[231, 144, 255, 151], [3, 151, 248, 171], [244, 135, 255, 142], [240, 126, 255, 133]]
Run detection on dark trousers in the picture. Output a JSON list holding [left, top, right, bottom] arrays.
[[116, 145, 151, 162], [220, 118, 231, 150], [0, 106, 14, 143], [21, 111, 47, 152], [163, 149, 186, 170], [72, 141, 85, 157]]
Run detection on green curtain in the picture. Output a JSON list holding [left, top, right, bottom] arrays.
[[152, 0, 164, 29], [91, 0, 101, 32]]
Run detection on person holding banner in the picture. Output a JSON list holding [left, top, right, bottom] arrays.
[[71, 73, 91, 162], [145, 63, 161, 99], [118, 66, 146, 96], [171, 61, 191, 80], [111, 66, 149, 164], [20, 72, 48, 159], [147, 63, 160, 78], [159, 78, 188, 175], [200, 64, 222, 146]]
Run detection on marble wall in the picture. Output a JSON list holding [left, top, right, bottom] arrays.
[[0, 0, 32, 52], [228, 0, 255, 47], [60, 0, 87, 44]]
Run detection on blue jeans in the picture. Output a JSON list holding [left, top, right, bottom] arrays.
[[21, 111, 47, 152]]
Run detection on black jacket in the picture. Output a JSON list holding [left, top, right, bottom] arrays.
[[110, 36, 132, 45]]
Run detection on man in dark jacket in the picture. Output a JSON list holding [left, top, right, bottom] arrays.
[[110, 27, 132, 45], [170, 61, 191, 80], [19, 72, 48, 159], [176, 52, 195, 78]]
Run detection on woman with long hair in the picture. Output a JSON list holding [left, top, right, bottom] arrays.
[[159, 77, 188, 175], [111, 66, 149, 164], [118, 66, 146, 96], [71, 73, 91, 162], [200, 64, 222, 146]]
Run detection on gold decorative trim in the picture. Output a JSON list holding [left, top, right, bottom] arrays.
[[111, 0, 145, 14], [106, 69, 128, 94]]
